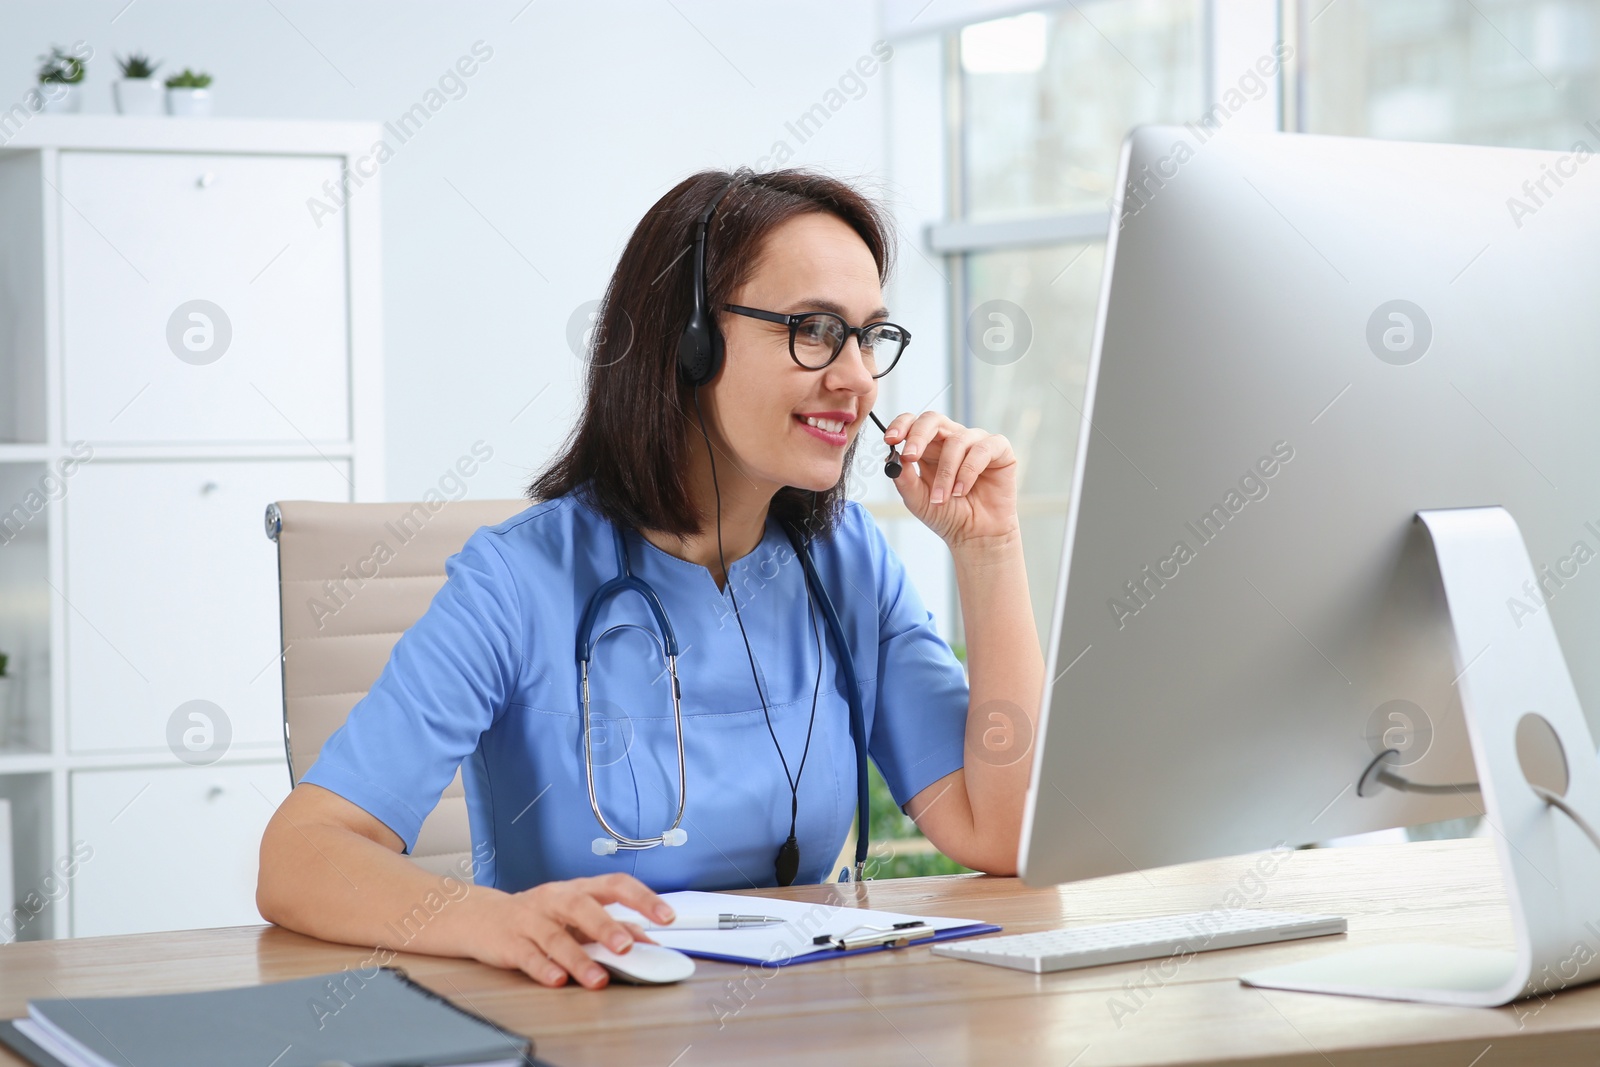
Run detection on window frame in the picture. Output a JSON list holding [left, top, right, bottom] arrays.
[[884, 1, 1285, 641]]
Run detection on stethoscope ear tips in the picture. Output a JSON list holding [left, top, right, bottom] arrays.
[[592, 829, 687, 855]]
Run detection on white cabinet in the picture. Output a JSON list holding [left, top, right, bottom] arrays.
[[58, 151, 351, 444], [71, 763, 291, 937], [0, 117, 382, 940], [65, 459, 352, 754]]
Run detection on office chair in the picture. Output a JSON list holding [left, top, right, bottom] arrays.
[[266, 499, 527, 880]]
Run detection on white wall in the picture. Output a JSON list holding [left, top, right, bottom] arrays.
[[0, 0, 894, 500]]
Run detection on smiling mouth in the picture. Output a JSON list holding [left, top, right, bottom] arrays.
[[801, 415, 846, 433], [794, 414, 850, 445]]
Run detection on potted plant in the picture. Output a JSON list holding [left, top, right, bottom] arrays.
[[164, 68, 213, 117], [36, 45, 87, 114], [113, 52, 163, 115]]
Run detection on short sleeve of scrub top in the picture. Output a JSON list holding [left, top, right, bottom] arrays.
[[300, 492, 971, 890]]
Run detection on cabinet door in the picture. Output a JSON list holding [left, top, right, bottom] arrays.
[[71, 762, 290, 937], [65, 460, 351, 754], [58, 151, 350, 444]]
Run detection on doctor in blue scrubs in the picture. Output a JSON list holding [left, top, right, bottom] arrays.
[[258, 168, 1045, 989]]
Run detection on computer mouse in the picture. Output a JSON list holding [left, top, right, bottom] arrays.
[[582, 941, 696, 985]]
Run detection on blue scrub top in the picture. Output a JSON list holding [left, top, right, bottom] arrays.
[[301, 489, 970, 890]]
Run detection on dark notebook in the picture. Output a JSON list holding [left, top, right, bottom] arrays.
[[0, 967, 548, 1067]]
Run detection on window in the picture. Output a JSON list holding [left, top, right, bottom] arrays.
[[946, 1, 1208, 643], [963, 242, 1106, 639], [961, 3, 1206, 219], [862, 0, 1215, 876], [1297, 0, 1600, 147]]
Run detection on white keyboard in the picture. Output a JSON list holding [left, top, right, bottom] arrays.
[[931, 910, 1347, 974]]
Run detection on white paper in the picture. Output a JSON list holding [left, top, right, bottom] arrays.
[[607, 890, 986, 964]]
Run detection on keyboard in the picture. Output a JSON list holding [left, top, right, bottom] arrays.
[[931, 910, 1347, 974]]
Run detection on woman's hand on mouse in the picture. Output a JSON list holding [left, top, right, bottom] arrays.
[[880, 412, 1019, 551], [467, 873, 673, 989]]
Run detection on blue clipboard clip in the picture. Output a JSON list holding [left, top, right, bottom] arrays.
[[813, 920, 936, 952]]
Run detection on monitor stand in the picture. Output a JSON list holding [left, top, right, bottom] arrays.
[[1242, 506, 1600, 1008]]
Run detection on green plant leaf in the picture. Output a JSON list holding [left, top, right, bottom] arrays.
[[164, 68, 213, 89], [118, 52, 160, 79], [37, 45, 86, 85]]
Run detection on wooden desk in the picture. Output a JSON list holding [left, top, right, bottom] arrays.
[[2, 838, 1596, 1066]]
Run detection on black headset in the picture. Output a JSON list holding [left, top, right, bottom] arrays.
[[676, 175, 743, 388]]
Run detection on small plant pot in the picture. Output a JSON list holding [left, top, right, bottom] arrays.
[[165, 87, 212, 118], [38, 84, 80, 114], [114, 79, 164, 116]]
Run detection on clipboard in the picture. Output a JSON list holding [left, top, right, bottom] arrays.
[[680, 921, 1002, 967], [614, 891, 1002, 968]]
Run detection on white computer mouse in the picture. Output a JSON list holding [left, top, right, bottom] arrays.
[[582, 941, 696, 985]]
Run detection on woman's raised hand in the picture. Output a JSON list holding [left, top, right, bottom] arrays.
[[880, 412, 1020, 549]]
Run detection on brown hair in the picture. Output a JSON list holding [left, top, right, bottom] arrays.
[[527, 168, 896, 540]]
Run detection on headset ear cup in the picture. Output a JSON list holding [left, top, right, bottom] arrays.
[[705, 317, 725, 383], [678, 314, 710, 385], [677, 315, 724, 387], [678, 324, 702, 385]]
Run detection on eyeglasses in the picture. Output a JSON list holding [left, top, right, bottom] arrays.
[[723, 304, 910, 378]]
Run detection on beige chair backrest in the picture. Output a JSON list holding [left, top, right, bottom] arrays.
[[267, 499, 529, 880]]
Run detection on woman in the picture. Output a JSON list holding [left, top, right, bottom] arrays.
[[257, 168, 1043, 989]]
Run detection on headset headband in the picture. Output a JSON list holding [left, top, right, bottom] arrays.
[[677, 173, 746, 387]]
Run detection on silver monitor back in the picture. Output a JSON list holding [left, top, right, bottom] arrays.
[[1018, 126, 1600, 887]]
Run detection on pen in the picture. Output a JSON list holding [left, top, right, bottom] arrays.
[[647, 913, 787, 930]]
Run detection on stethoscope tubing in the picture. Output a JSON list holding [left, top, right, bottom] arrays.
[[580, 652, 687, 850], [577, 522, 871, 876], [577, 528, 688, 850]]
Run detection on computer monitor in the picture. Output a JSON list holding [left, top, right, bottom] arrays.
[[1018, 125, 1600, 888]]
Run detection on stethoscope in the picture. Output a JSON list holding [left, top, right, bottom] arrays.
[[576, 522, 872, 882]]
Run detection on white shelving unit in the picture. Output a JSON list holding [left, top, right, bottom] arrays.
[[0, 116, 383, 939]]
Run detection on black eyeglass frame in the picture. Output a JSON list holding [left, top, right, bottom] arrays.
[[722, 303, 911, 379]]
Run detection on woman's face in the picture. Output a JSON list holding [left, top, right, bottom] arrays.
[[703, 211, 883, 496]]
